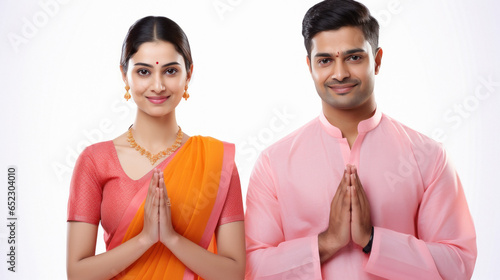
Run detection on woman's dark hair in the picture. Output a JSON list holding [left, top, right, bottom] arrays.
[[302, 0, 380, 58], [120, 16, 193, 75]]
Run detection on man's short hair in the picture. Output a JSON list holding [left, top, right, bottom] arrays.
[[302, 0, 380, 57]]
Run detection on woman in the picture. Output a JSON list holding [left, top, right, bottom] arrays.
[[66, 16, 245, 280]]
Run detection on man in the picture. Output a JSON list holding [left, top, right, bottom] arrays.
[[244, 0, 477, 279]]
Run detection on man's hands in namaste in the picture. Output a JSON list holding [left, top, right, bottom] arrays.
[[318, 164, 372, 262]]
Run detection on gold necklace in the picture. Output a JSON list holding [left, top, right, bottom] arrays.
[[127, 126, 183, 165]]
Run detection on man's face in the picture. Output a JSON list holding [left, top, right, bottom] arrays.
[[307, 26, 382, 111]]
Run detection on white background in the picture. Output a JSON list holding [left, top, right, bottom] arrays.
[[0, 0, 499, 279]]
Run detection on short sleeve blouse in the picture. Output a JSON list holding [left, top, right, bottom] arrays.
[[67, 141, 244, 242]]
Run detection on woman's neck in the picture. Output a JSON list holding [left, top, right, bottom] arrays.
[[130, 109, 180, 152]]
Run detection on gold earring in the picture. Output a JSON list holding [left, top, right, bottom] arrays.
[[182, 85, 190, 100], [124, 85, 131, 101]]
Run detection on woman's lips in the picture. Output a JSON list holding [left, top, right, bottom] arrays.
[[146, 96, 169, 104]]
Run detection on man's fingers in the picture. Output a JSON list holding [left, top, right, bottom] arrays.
[[351, 171, 369, 211], [332, 170, 349, 209], [350, 184, 360, 215], [333, 169, 347, 196], [342, 184, 351, 214]]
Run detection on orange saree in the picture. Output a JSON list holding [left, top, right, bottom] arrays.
[[108, 136, 235, 279]]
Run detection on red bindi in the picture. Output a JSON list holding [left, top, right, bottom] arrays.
[[156, 61, 159, 64], [336, 52, 340, 57]]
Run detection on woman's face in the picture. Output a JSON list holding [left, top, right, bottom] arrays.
[[122, 40, 191, 118]]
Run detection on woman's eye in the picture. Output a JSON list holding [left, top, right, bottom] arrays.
[[165, 68, 178, 75], [138, 69, 150, 76]]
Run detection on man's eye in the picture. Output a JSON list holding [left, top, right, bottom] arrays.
[[348, 55, 361, 61], [319, 58, 332, 65]]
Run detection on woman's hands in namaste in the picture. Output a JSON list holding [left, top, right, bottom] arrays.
[[139, 169, 178, 247]]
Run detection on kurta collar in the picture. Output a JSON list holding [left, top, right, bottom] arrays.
[[319, 108, 382, 139]]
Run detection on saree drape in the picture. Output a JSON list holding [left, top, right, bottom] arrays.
[[109, 136, 235, 279]]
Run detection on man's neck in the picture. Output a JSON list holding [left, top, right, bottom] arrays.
[[322, 100, 376, 147]]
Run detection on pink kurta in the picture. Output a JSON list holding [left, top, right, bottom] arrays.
[[245, 110, 476, 279]]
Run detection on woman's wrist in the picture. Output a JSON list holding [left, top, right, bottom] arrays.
[[162, 231, 181, 249], [137, 231, 157, 248]]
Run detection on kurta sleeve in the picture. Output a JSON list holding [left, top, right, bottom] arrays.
[[365, 145, 477, 279], [245, 152, 322, 280], [67, 146, 103, 225]]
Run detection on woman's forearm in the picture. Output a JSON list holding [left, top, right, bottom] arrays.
[[165, 233, 245, 280], [67, 229, 154, 280]]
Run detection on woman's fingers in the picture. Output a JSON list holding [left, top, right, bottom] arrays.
[[140, 169, 163, 245], [159, 171, 169, 197], [159, 176, 172, 221], [145, 170, 158, 205], [145, 170, 159, 218], [159, 172, 179, 246]]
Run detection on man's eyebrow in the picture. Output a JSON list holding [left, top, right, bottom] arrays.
[[314, 52, 334, 58], [343, 48, 367, 55], [313, 48, 367, 58]]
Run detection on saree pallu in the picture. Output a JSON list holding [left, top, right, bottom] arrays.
[[107, 136, 235, 279]]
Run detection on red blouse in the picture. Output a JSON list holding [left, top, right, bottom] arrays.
[[67, 141, 244, 247]]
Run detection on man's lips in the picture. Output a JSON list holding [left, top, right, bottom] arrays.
[[146, 96, 169, 104], [328, 84, 357, 94]]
